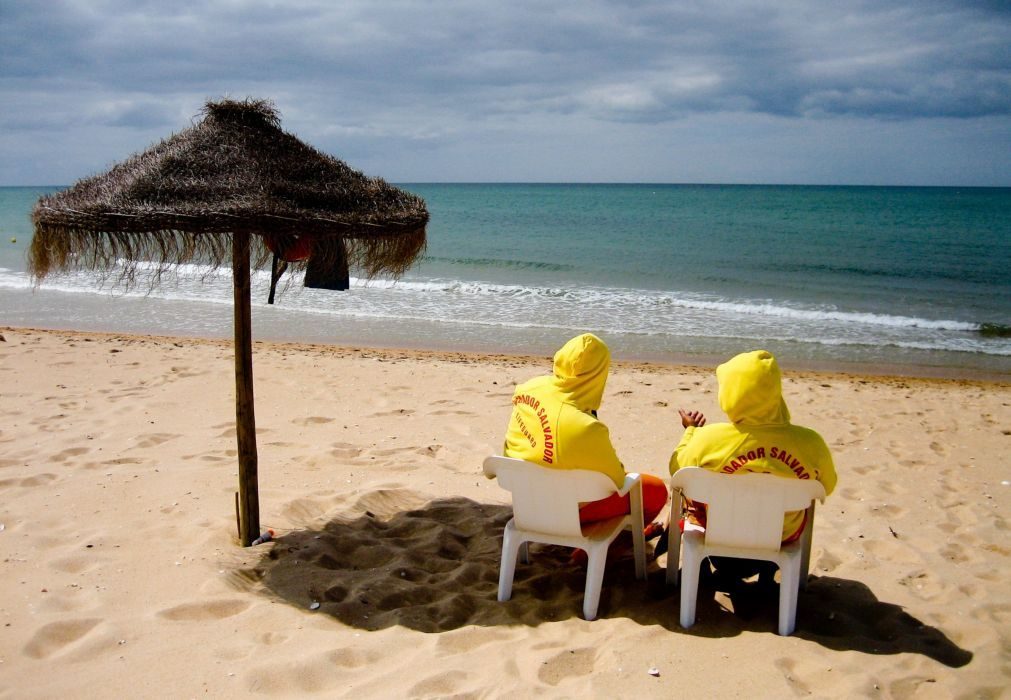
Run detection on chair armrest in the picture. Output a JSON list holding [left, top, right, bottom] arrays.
[[617, 472, 642, 497], [482, 456, 500, 479]]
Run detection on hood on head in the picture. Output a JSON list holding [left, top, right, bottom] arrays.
[[552, 333, 610, 411], [716, 350, 791, 425]]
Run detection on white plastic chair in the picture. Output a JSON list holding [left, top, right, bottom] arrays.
[[483, 456, 646, 621], [665, 467, 825, 635]]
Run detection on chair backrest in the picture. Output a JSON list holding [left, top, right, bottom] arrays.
[[483, 456, 619, 537], [671, 467, 826, 550]]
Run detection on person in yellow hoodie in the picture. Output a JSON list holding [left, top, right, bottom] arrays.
[[504, 333, 668, 536], [670, 349, 837, 543]]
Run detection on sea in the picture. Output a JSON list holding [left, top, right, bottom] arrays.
[[2, 184, 1009, 378]]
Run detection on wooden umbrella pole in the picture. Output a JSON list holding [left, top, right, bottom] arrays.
[[233, 231, 260, 545]]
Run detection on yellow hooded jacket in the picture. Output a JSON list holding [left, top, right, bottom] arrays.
[[504, 334, 626, 488], [670, 350, 837, 540]]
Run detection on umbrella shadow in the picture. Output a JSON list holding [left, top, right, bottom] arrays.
[[241, 495, 971, 667], [245, 495, 604, 631]]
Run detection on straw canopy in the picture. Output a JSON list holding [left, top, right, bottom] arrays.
[[28, 98, 429, 546], [29, 98, 428, 283]]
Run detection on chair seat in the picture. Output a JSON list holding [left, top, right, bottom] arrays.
[[581, 514, 629, 540]]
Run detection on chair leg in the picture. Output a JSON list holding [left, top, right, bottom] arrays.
[[666, 486, 683, 587], [679, 540, 702, 629], [778, 555, 802, 636], [629, 479, 646, 580], [498, 521, 523, 603], [665, 524, 681, 586], [583, 543, 608, 621], [799, 503, 815, 590], [630, 526, 646, 581]]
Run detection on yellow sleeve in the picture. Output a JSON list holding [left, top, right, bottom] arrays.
[[814, 440, 838, 496], [668, 426, 696, 475], [567, 413, 626, 488]]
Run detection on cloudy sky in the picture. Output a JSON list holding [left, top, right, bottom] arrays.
[[2, 0, 1009, 186]]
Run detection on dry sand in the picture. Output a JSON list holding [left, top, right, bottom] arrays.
[[0, 326, 1008, 698]]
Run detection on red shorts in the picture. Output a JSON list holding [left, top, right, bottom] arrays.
[[578, 473, 668, 526]]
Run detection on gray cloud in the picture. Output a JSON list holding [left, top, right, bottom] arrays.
[[1, 0, 1009, 185]]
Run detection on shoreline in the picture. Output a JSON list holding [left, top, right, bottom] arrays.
[[5, 324, 1009, 385]]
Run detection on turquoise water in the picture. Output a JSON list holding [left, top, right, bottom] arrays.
[[2, 184, 1009, 377]]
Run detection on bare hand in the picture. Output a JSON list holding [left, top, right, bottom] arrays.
[[679, 409, 706, 428]]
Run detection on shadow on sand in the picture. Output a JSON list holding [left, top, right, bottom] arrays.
[[242, 495, 971, 668]]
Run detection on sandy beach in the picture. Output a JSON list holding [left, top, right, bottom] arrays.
[[0, 326, 1007, 698]]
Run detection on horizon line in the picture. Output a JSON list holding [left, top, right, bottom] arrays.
[[4, 181, 1011, 190]]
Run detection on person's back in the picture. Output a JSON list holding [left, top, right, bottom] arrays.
[[504, 333, 668, 543], [670, 350, 837, 541], [504, 333, 625, 487]]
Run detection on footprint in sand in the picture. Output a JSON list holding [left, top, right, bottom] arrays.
[[245, 648, 383, 694], [407, 671, 470, 698], [897, 571, 948, 601], [864, 538, 922, 565], [884, 443, 904, 460], [537, 647, 597, 686], [257, 631, 290, 646], [294, 416, 335, 426], [329, 443, 363, 459], [100, 457, 144, 467], [839, 486, 870, 503], [157, 599, 250, 621], [0, 473, 59, 490], [938, 543, 974, 564], [867, 502, 906, 518], [168, 366, 205, 379], [888, 676, 951, 699], [132, 433, 180, 449], [956, 582, 989, 602], [371, 408, 415, 417], [33, 408, 63, 423], [969, 601, 1010, 626], [47, 447, 90, 464], [434, 626, 517, 654], [773, 658, 813, 696], [326, 647, 383, 669], [49, 554, 101, 574], [874, 480, 899, 496], [814, 549, 842, 574], [22, 618, 102, 659], [371, 445, 418, 457], [212, 424, 236, 438]]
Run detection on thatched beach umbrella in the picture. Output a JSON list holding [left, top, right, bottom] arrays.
[[29, 98, 428, 545]]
